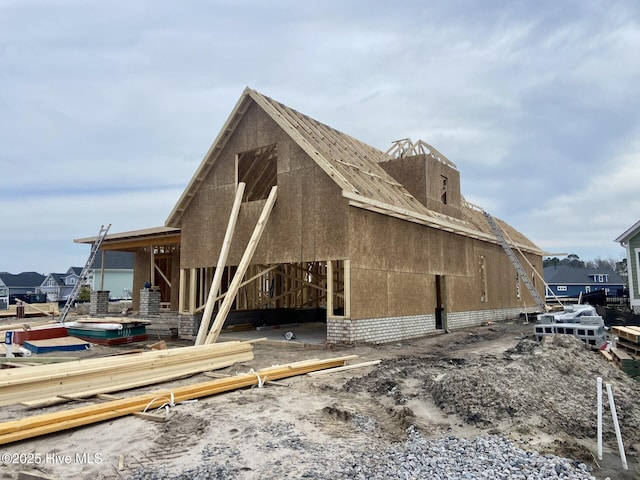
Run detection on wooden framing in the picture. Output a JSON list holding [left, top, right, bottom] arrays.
[[205, 186, 278, 343], [179, 260, 349, 323], [195, 182, 245, 345], [0, 355, 358, 445], [0, 342, 255, 408], [73, 88, 545, 342]]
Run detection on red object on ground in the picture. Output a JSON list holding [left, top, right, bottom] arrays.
[[11, 326, 68, 345]]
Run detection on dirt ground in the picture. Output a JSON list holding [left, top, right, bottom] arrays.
[[1, 318, 639, 479]]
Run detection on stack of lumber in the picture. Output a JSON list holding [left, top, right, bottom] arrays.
[[65, 317, 150, 345], [0, 341, 255, 408], [610, 326, 640, 379], [0, 355, 356, 445]]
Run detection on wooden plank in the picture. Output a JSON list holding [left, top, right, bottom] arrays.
[[307, 360, 381, 376], [616, 338, 640, 356], [0, 355, 357, 445], [0, 320, 56, 332], [195, 183, 246, 345], [0, 342, 255, 407], [205, 186, 278, 344], [0, 357, 79, 365], [600, 350, 613, 362], [612, 326, 640, 344]]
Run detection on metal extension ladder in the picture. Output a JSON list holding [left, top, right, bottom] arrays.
[[59, 224, 111, 322], [483, 212, 546, 312]]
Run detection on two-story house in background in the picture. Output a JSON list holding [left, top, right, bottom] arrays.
[[544, 265, 626, 299], [38, 267, 83, 302]]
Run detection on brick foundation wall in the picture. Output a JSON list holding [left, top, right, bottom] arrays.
[[327, 314, 436, 344], [446, 306, 537, 330], [178, 313, 201, 338], [327, 305, 537, 344], [144, 312, 180, 339]]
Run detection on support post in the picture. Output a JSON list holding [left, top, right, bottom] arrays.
[[189, 268, 197, 314], [179, 269, 185, 314], [597, 377, 602, 460], [344, 259, 351, 317], [205, 186, 277, 344], [326, 260, 334, 316], [195, 183, 245, 345], [606, 382, 628, 470]]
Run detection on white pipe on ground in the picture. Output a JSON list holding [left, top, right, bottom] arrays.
[[597, 377, 602, 460], [605, 382, 628, 470]]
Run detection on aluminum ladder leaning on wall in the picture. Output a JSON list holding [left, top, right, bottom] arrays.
[[483, 212, 546, 312], [59, 224, 111, 323]]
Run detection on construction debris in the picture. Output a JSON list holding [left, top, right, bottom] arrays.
[[0, 355, 357, 445], [610, 326, 640, 379]]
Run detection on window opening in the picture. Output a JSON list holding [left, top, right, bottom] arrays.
[[440, 175, 448, 204], [237, 144, 277, 202]]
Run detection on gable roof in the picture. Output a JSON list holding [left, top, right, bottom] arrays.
[[166, 87, 541, 254], [0, 272, 46, 288], [41, 273, 66, 286], [66, 267, 83, 277], [543, 265, 625, 285], [615, 220, 640, 245]]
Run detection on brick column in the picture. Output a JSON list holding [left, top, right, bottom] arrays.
[[140, 288, 161, 316], [90, 291, 110, 316]]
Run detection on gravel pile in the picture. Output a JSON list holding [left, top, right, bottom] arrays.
[[126, 427, 596, 480]]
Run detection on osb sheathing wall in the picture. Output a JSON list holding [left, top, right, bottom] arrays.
[[348, 207, 544, 320], [379, 154, 463, 220], [179, 100, 349, 269]]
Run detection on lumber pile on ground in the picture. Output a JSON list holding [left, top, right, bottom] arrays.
[[611, 325, 640, 379], [0, 355, 357, 445], [0, 341, 255, 408]]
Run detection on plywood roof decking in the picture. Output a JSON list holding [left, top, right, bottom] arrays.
[[164, 87, 541, 254]]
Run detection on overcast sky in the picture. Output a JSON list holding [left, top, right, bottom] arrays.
[[1, 0, 639, 274]]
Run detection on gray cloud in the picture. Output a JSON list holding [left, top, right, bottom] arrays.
[[1, 0, 638, 272]]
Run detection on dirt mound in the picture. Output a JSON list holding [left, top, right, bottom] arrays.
[[344, 334, 640, 460]]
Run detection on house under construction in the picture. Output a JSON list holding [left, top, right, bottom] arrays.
[[76, 88, 545, 344]]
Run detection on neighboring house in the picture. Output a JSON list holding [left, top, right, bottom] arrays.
[[615, 220, 640, 313], [38, 267, 83, 302], [0, 277, 8, 310], [0, 272, 46, 303], [544, 265, 626, 299], [89, 251, 135, 300], [77, 87, 544, 344]]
